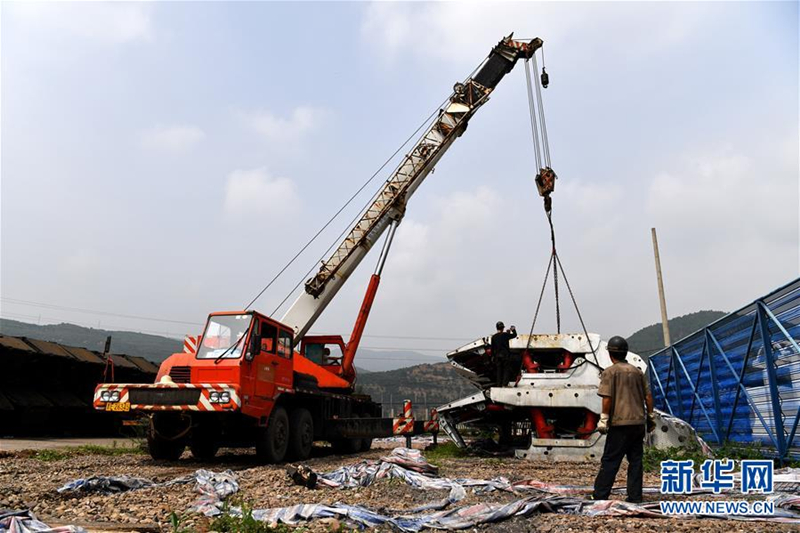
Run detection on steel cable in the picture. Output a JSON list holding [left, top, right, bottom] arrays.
[[531, 53, 551, 168], [524, 60, 543, 171], [264, 57, 493, 316], [245, 98, 450, 311], [555, 253, 598, 358], [522, 49, 596, 359], [525, 253, 554, 351]]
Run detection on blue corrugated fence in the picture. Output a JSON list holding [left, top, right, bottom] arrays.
[[650, 278, 800, 460]]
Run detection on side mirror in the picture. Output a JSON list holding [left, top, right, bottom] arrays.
[[246, 324, 261, 361], [246, 334, 260, 361]]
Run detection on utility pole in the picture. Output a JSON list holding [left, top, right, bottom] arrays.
[[651, 228, 671, 347]]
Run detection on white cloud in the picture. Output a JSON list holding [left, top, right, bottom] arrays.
[[223, 168, 300, 220], [246, 106, 326, 143], [379, 186, 514, 317], [646, 150, 795, 241], [61, 249, 103, 276], [559, 179, 622, 213], [141, 125, 205, 153], [6, 2, 154, 44], [361, 2, 709, 65], [644, 145, 798, 315], [439, 186, 501, 238]]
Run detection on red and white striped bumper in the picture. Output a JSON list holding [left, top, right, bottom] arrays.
[[93, 383, 241, 412]]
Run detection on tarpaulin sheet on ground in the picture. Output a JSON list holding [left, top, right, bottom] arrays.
[[56, 469, 237, 497], [56, 469, 238, 519], [53, 448, 800, 530], [0, 510, 85, 533]]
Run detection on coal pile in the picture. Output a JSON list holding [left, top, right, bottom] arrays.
[[0, 335, 158, 437]]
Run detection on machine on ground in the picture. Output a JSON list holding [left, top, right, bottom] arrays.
[[438, 334, 710, 461]]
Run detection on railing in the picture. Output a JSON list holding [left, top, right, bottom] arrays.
[[649, 278, 800, 461]]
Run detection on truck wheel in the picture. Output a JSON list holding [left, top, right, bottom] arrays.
[[190, 420, 220, 461], [147, 419, 186, 461], [256, 406, 289, 463], [287, 408, 314, 461]]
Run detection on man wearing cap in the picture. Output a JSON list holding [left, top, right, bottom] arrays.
[[491, 321, 517, 386], [592, 335, 656, 503]]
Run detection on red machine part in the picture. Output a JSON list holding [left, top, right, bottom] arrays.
[[522, 349, 597, 439], [530, 407, 555, 440], [576, 411, 599, 438], [556, 350, 573, 371], [521, 350, 540, 373], [522, 350, 554, 439]]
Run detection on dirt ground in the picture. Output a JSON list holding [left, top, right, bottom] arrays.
[[0, 440, 797, 533]]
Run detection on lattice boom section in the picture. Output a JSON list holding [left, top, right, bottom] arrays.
[[305, 84, 490, 297]]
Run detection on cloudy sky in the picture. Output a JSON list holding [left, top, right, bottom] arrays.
[[2, 1, 798, 366]]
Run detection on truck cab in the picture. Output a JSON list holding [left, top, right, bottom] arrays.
[[95, 310, 377, 463]]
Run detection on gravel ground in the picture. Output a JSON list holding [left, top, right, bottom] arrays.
[[1, 442, 797, 533]]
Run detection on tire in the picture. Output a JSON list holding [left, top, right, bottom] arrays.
[[256, 406, 289, 463], [287, 408, 314, 461], [147, 418, 186, 461], [189, 419, 220, 461]]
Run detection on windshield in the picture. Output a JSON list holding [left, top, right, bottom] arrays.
[[196, 314, 252, 360]]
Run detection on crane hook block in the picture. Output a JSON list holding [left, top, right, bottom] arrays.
[[541, 67, 549, 88], [535, 167, 557, 197]]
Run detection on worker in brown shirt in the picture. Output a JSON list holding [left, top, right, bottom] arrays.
[[592, 336, 655, 503]]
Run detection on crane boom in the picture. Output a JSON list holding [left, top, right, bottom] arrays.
[[281, 35, 543, 341]]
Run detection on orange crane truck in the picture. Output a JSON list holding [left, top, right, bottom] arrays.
[[93, 34, 546, 462]]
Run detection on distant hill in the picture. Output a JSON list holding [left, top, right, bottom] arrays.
[[0, 319, 433, 372], [351, 310, 731, 415], [0, 319, 183, 363], [1, 311, 728, 410], [355, 362, 478, 415], [627, 310, 727, 358]]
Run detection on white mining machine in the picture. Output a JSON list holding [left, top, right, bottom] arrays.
[[437, 334, 710, 461]]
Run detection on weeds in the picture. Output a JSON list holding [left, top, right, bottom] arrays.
[[423, 442, 470, 465], [209, 501, 299, 533], [32, 441, 145, 462], [642, 445, 707, 472], [715, 441, 774, 462], [643, 440, 796, 472], [74, 442, 146, 456], [169, 511, 193, 533], [33, 449, 71, 462]]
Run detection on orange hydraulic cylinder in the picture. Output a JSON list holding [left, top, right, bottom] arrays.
[[341, 274, 381, 383], [530, 408, 555, 439]]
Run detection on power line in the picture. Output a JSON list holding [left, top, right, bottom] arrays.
[[354, 357, 443, 362], [246, 96, 451, 311], [1, 297, 202, 326], [0, 312, 188, 339], [2, 297, 477, 343], [310, 332, 472, 342], [358, 346, 444, 355], [1, 297, 669, 353]]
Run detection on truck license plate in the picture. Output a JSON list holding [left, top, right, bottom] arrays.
[[105, 402, 131, 412]]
